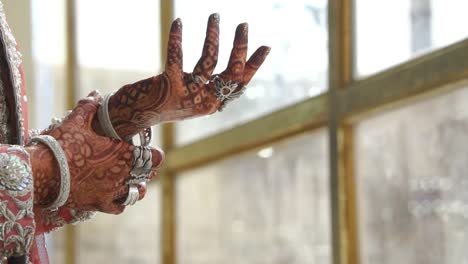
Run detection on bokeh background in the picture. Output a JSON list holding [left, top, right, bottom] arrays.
[[4, 0, 468, 263]]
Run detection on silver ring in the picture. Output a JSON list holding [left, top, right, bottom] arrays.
[[138, 127, 152, 147], [126, 146, 152, 185], [122, 146, 152, 205], [122, 185, 139, 206], [212, 75, 246, 111], [191, 73, 210, 85]]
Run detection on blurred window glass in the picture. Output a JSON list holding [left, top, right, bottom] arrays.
[[31, 0, 67, 128], [356, 82, 468, 264], [76, 0, 161, 99], [76, 184, 162, 264], [174, 0, 328, 145], [177, 130, 331, 263], [356, 0, 468, 77]]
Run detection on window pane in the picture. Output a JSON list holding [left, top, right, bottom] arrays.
[[49, 227, 67, 264], [175, 0, 328, 145], [356, 0, 468, 77], [75, 0, 162, 147], [31, 0, 68, 128], [177, 130, 331, 263], [356, 83, 468, 264], [76, 184, 161, 264], [76, 0, 160, 99]]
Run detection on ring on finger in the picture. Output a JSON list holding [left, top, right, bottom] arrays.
[[191, 73, 210, 85], [122, 185, 139, 206], [212, 75, 246, 111], [127, 146, 153, 185], [121, 146, 152, 206]]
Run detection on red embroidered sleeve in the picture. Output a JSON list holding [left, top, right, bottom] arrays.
[[0, 145, 34, 261]]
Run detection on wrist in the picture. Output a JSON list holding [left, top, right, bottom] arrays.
[[25, 144, 60, 206], [104, 75, 168, 137]]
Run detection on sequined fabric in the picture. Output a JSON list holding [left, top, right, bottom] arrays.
[[0, 1, 24, 145], [0, 1, 37, 263], [0, 146, 35, 262], [0, 73, 10, 143]]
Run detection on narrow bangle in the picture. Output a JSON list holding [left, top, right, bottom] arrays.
[[28, 135, 70, 210], [98, 93, 153, 146], [97, 93, 121, 140]]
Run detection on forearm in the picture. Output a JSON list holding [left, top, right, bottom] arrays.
[[92, 74, 194, 139]]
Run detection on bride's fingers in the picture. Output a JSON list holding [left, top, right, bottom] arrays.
[[224, 23, 248, 80], [242, 46, 271, 85], [193, 13, 220, 83], [165, 18, 184, 84]]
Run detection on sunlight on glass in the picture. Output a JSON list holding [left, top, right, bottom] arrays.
[[76, 0, 160, 72], [31, 0, 67, 128], [31, 0, 65, 65], [257, 147, 274, 159], [175, 0, 328, 145], [75, 0, 161, 101], [356, 0, 468, 77]]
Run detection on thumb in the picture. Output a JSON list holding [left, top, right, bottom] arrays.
[[65, 94, 102, 129]]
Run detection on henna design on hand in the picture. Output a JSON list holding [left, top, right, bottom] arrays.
[[28, 93, 164, 214], [94, 14, 270, 139], [28, 144, 60, 207]]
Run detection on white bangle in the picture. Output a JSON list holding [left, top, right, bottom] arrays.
[[29, 135, 70, 210]]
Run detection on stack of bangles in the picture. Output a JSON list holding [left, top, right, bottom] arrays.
[[97, 93, 153, 206]]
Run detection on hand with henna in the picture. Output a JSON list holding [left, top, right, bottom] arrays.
[[93, 14, 271, 140], [26, 92, 164, 214]]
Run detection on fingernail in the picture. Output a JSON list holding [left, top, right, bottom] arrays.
[[237, 23, 248, 34], [210, 13, 220, 23], [172, 18, 182, 30]]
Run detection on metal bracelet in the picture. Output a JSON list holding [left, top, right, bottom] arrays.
[[97, 93, 120, 140], [122, 185, 139, 206], [98, 93, 153, 146], [28, 135, 70, 211], [121, 146, 152, 206], [138, 127, 152, 147], [126, 146, 152, 185]]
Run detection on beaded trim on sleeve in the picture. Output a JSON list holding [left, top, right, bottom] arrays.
[[0, 147, 35, 260], [0, 147, 32, 196], [0, 71, 10, 143], [0, 2, 24, 145]]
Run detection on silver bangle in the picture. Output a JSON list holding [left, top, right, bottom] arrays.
[[29, 135, 70, 211], [98, 93, 120, 140], [98, 93, 153, 146]]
